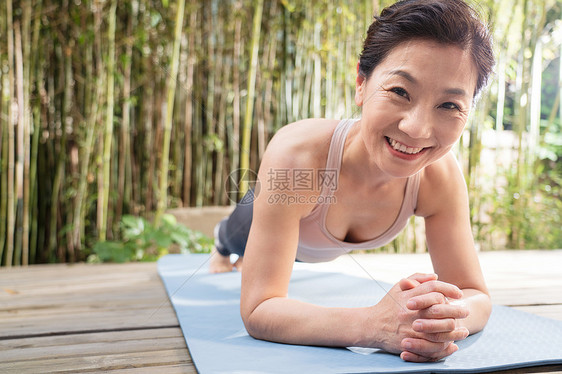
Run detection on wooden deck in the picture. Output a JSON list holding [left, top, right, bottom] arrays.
[[1, 250, 561, 373]]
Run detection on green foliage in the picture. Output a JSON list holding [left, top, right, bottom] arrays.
[[89, 214, 213, 263], [473, 163, 562, 250]]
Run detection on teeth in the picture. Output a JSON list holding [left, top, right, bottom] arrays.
[[387, 137, 424, 155]]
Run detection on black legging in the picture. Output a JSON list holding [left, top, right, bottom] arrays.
[[215, 190, 255, 257]]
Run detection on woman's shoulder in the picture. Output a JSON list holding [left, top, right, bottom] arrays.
[[416, 152, 467, 217], [261, 118, 341, 170]]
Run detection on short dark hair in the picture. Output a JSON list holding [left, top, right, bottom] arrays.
[[358, 0, 494, 97]]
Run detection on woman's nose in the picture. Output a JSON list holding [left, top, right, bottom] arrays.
[[397, 107, 433, 140]]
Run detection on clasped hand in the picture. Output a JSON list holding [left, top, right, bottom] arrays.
[[373, 273, 469, 362]]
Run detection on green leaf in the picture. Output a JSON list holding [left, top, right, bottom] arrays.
[[153, 231, 172, 249], [93, 241, 134, 263], [122, 215, 145, 238], [161, 213, 177, 226], [170, 231, 189, 248], [151, 11, 162, 27]]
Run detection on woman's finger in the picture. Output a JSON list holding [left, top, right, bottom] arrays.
[[400, 343, 459, 362], [399, 278, 419, 291], [413, 318, 457, 333], [407, 291, 448, 310], [400, 273, 437, 291], [401, 337, 451, 355], [413, 325, 470, 343], [416, 303, 470, 319], [406, 280, 463, 301], [407, 273, 438, 283]]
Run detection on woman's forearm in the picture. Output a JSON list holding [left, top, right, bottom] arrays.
[[244, 297, 374, 348]]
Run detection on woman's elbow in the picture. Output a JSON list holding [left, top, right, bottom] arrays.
[[240, 303, 269, 341], [240, 296, 265, 339]]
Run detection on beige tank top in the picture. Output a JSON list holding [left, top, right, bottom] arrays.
[[296, 118, 421, 262]]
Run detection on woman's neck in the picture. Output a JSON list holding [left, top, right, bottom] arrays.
[[341, 119, 405, 190]]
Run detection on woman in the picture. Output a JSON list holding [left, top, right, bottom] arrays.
[[211, 0, 494, 363]]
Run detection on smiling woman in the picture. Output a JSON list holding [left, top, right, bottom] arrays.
[[209, 0, 495, 364], [355, 40, 477, 178]]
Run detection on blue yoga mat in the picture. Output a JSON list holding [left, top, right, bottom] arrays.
[[157, 254, 562, 373]]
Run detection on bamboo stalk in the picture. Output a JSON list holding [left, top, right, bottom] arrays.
[[28, 0, 43, 264], [255, 68, 264, 164], [214, 5, 228, 206], [292, 24, 303, 120], [5, 0, 15, 267], [72, 23, 92, 252], [116, 1, 135, 229], [204, 1, 215, 204], [553, 19, 562, 123], [49, 43, 67, 262], [262, 13, 276, 146], [512, 0, 533, 248], [63, 38, 75, 260], [172, 89, 183, 202], [14, 20, 25, 266], [257, 1, 278, 162], [93, 4, 105, 242], [0, 6, 8, 263], [229, 0, 242, 203], [528, 37, 542, 168], [527, 2, 546, 178], [99, 0, 117, 241], [143, 59, 155, 212], [20, 0, 32, 265], [193, 12, 203, 207], [325, 3, 334, 120], [312, 19, 321, 118], [239, 0, 264, 197], [280, 6, 291, 127], [154, 0, 186, 225], [182, 7, 196, 207]]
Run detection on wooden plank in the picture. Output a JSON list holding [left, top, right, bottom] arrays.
[[0, 262, 184, 338], [0, 311, 179, 338], [490, 287, 562, 305], [512, 304, 562, 321], [0, 327, 184, 350], [0, 348, 193, 374], [0, 328, 194, 374], [109, 364, 197, 374], [0, 329, 186, 361]]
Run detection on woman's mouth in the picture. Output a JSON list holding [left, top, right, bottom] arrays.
[[385, 137, 425, 155]]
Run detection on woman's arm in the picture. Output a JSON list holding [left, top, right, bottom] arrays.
[[240, 133, 371, 347], [403, 152, 491, 361]]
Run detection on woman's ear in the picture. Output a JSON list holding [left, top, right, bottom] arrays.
[[355, 73, 366, 107]]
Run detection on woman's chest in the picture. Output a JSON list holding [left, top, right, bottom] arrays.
[[324, 180, 408, 243]]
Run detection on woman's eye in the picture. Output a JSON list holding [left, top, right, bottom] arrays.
[[440, 102, 461, 111], [390, 87, 409, 99]]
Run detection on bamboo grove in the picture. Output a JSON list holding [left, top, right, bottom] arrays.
[[0, 0, 561, 266]]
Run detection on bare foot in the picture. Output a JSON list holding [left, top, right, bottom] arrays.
[[209, 248, 234, 273]]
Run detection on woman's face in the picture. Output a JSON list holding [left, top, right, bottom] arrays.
[[355, 39, 477, 178]]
